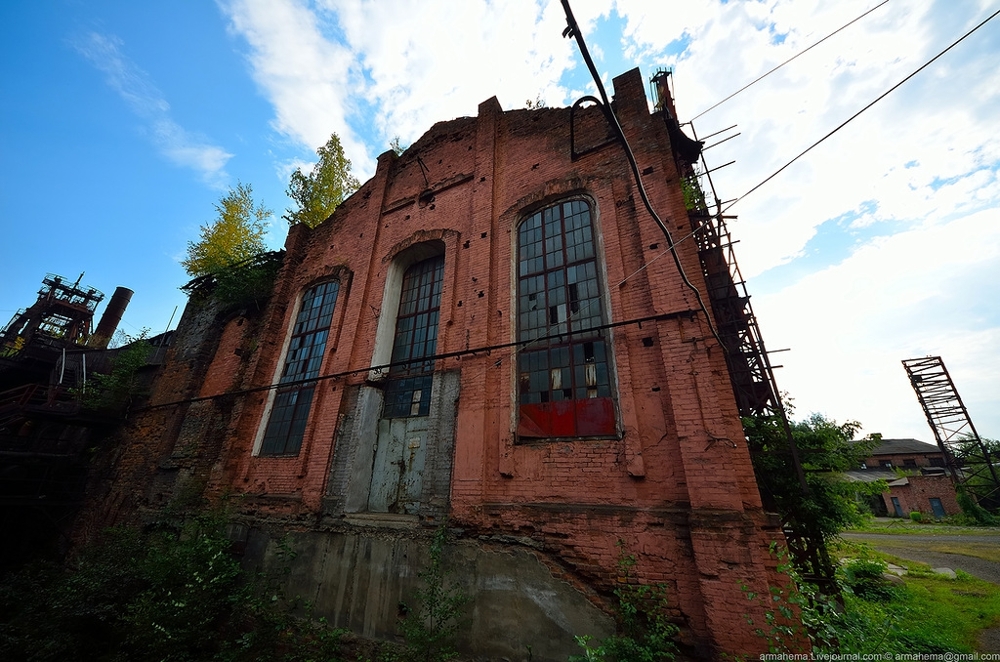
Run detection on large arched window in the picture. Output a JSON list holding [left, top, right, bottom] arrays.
[[516, 198, 615, 439], [382, 255, 444, 418], [259, 280, 340, 455]]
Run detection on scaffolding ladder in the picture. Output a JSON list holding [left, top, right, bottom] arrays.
[[649, 70, 831, 588]]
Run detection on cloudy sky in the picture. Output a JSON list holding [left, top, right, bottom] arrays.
[[1, 0, 997, 441]]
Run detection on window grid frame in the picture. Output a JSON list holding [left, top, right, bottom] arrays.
[[259, 280, 340, 456], [382, 256, 444, 419], [516, 198, 616, 439]]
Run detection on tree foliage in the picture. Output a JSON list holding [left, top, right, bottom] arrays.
[[745, 410, 882, 541], [389, 136, 407, 156], [80, 330, 152, 413], [182, 182, 271, 277], [954, 436, 1000, 520], [284, 133, 359, 228]]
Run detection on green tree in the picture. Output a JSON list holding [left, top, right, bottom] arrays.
[[284, 132, 359, 228], [182, 182, 271, 277], [745, 411, 882, 541], [955, 436, 1000, 519]]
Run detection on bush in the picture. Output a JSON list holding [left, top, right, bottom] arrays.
[[909, 511, 923, 523], [956, 485, 1000, 526], [840, 556, 898, 602], [571, 543, 678, 662], [78, 332, 152, 412], [0, 514, 347, 662], [396, 525, 469, 662]]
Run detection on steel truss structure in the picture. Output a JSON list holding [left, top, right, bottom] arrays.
[[902, 356, 1000, 511]]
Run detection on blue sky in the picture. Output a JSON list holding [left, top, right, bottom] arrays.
[[2, 0, 998, 441]]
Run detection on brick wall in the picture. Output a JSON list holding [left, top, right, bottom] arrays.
[[83, 68, 789, 658], [867, 451, 945, 469], [883, 474, 960, 518]]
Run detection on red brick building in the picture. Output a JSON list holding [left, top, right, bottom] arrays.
[[861, 438, 958, 518], [83, 69, 788, 660], [862, 438, 946, 471]]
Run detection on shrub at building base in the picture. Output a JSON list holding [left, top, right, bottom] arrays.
[[395, 525, 469, 662], [570, 543, 679, 662], [746, 543, 996, 655], [956, 484, 1000, 526], [0, 513, 349, 662]]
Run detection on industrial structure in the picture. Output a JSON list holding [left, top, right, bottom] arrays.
[[70, 69, 798, 659], [0, 274, 137, 568], [903, 355, 1000, 511]]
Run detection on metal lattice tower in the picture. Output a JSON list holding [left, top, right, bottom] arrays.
[[903, 356, 1000, 511]]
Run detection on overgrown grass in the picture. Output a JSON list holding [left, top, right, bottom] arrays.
[[847, 517, 1000, 536], [830, 541, 1000, 653], [745, 541, 1000, 655]]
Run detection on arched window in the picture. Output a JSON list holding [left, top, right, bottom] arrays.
[[382, 255, 444, 418], [516, 198, 615, 439], [259, 280, 340, 455]]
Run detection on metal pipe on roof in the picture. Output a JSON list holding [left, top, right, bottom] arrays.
[[92, 287, 133, 349]]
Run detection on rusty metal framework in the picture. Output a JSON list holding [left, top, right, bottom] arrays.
[[903, 356, 1000, 510], [1, 273, 104, 351], [650, 70, 832, 587]]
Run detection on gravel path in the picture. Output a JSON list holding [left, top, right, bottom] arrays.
[[840, 532, 1000, 585]]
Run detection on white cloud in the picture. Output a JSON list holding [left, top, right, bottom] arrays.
[[753, 208, 1000, 438], [220, 0, 583, 178], [73, 31, 233, 187], [220, 0, 369, 170]]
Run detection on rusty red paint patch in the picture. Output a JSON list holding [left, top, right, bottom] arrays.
[[518, 397, 615, 439]]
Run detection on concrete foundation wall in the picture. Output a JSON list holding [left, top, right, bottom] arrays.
[[243, 524, 612, 661]]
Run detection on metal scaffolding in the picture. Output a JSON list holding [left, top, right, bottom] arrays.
[[902, 356, 1000, 510], [0, 273, 104, 351], [650, 70, 830, 588]]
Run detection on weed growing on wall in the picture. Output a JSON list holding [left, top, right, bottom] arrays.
[[396, 525, 469, 662], [571, 542, 679, 662], [742, 543, 841, 653], [212, 251, 283, 311], [0, 512, 349, 661], [77, 330, 152, 413]]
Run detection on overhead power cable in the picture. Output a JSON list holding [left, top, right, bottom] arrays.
[[691, 0, 890, 121], [725, 6, 1000, 213], [136, 309, 701, 412], [558, 0, 725, 350]]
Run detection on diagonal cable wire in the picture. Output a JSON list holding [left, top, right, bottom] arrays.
[[559, 0, 725, 350], [724, 6, 1000, 213], [691, 0, 890, 121]]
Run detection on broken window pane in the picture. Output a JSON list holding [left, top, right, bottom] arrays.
[[515, 199, 616, 439], [261, 280, 340, 456], [383, 256, 444, 418]]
